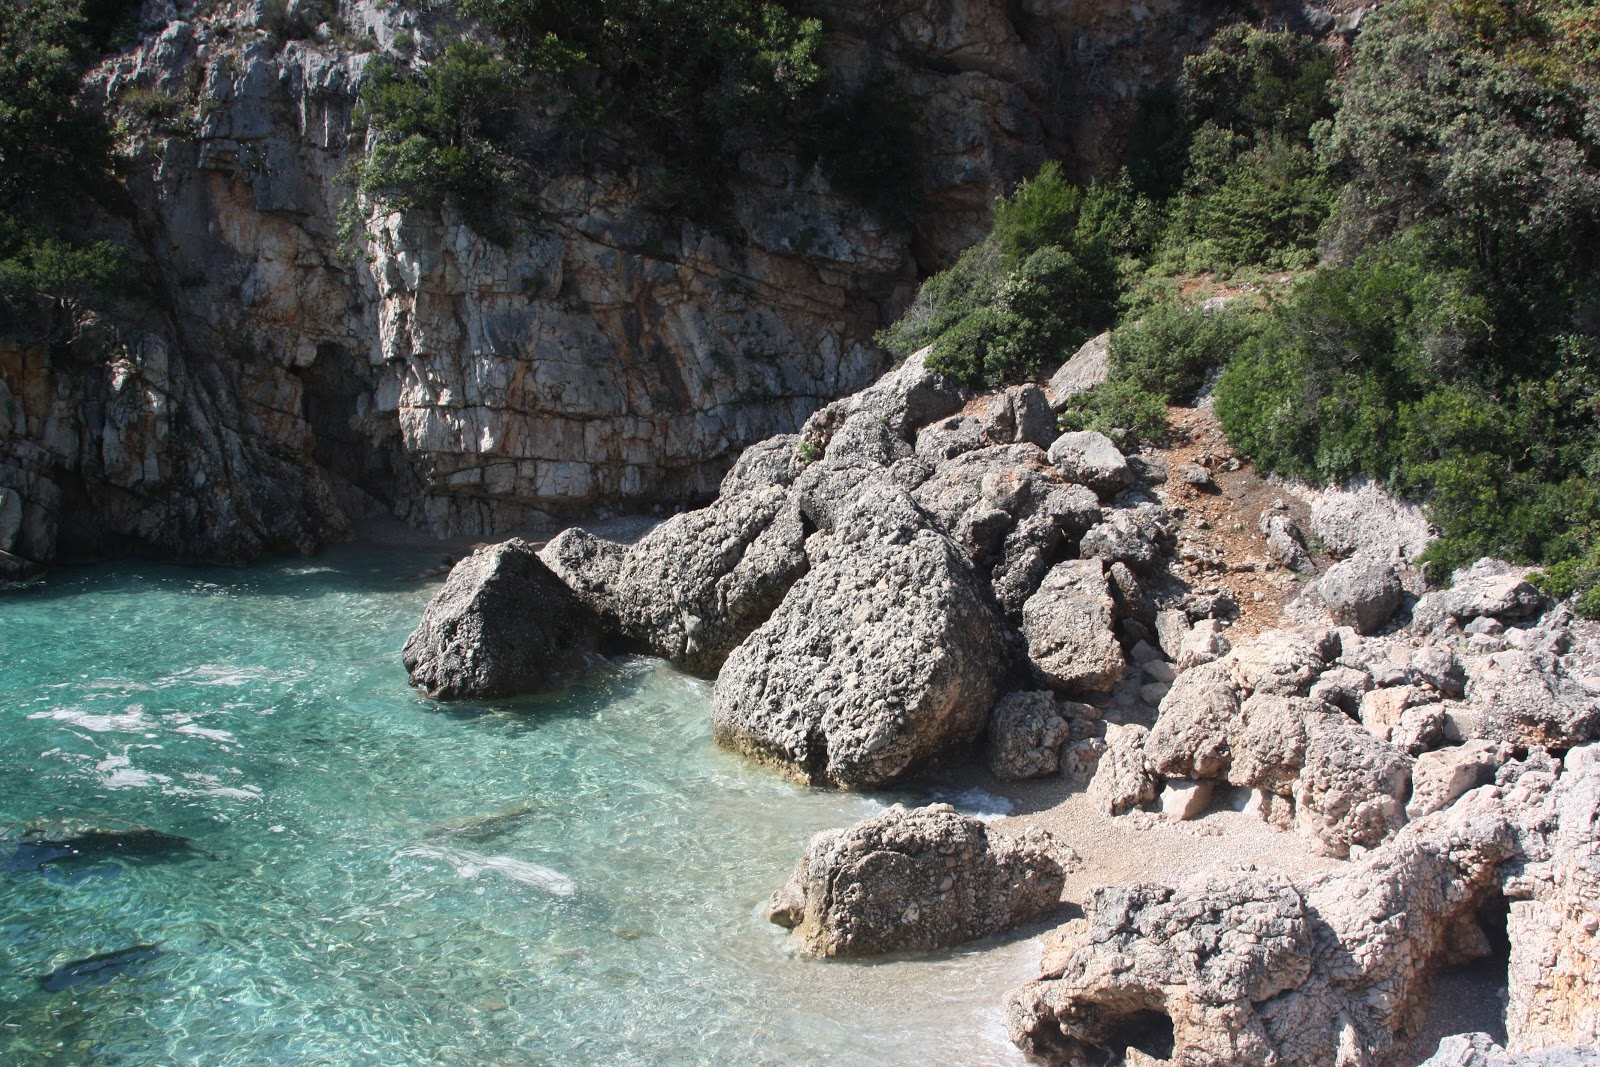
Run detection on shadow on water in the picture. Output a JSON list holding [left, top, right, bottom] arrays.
[[36, 945, 164, 993]]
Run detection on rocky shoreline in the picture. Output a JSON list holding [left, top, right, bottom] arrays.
[[402, 343, 1600, 1065]]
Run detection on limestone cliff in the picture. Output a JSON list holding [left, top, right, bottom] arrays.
[[0, 0, 1286, 566]]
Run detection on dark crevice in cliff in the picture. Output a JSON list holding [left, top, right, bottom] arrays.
[[294, 344, 407, 514]]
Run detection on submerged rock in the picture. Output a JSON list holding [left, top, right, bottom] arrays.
[[402, 540, 600, 700], [36, 945, 163, 992], [766, 803, 1066, 957], [2, 819, 194, 870]]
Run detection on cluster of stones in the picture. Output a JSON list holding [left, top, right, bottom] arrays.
[[402, 343, 1600, 1061]]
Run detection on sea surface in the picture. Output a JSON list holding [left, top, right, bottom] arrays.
[[0, 546, 1034, 1066]]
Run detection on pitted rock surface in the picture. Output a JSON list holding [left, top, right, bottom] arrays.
[[766, 803, 1066, 957], [710, 484, 1007, 788], [402, 540, 599, 700]]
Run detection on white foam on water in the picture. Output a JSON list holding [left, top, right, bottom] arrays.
[[395, 845, 576, 897], [174, 723, 240, 745], [28, 705, 151, 733], [93, 753, 171, 791]]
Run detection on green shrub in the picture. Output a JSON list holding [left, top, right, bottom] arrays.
[[1056, 377, 1170, 453], [351, 43, 523, 225], [1108, 298, 1264, 404]]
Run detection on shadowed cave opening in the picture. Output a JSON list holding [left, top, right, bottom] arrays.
[[1101, 1009, 1175, 1064], [295, 344, 408, 513], [1419, 891, 1512, 1056]]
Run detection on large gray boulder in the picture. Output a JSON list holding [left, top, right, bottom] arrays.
[[1320, 555, 1402, 634], [719, 434, 807, 496], [1045, 332, 1110, 409], [1047, 430, 1131, 497], [403, 540, 600, 700], [539, 487, 808, 676], [801, 345, 966, 447], [1413, 559, 1547, 631], [711, 483, 1008, 788], [766, 803, 1066, 957], [1021, 559, 1126, 694], [1460, 649, 1600, 747]]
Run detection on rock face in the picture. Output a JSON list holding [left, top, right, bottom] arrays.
[[1419, 1034, 1600, 1066], [711, 484, 1008, 788], [5, 0, 1251, 569], [1007, 763, 1561, 1066], [402, 541, 600, 699], [765, 803, 1066, 957], [1505, 744, 1600, 1051]]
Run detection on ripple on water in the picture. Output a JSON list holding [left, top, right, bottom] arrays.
[[0, 547, 1031, 1067]]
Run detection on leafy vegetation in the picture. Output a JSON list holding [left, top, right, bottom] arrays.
[[876, 3, 1600, 612], [351, 1, 921, 227], [878, 162, 1117, 386], [0, 0, 132, 321]]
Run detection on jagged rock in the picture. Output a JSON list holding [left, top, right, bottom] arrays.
[[1006, 871, 1315, 1066], [1160, 778, 1213, 820], [1177, 619, 1231, 672], [1461, 649, 1600, 747], [1146, 662, 1239, 780], [1413, 559, 1547, 631], [1048, 431, 1131, 497], [402, 540, 600, 700], [538, 488, 808, 676], [538, 526, 625, 625], [826, 410, 915, 468], [1155, 609, 1191, 660], [1308, 480, 1435, 563], [1419, 1033, 1600, 1066], [1225, 629, 1337, 696], [719, 434, 807, 495], [1079, 511, 1162, 572], [917, 386, 1057, 462], [1260, 512, 1315, 573], [766, 803, 1067, 957], [1308, 665, 1371, 714], [988, 691, 1073, 780], [711, 483, 1007, 788], [1359, 684, 1431, 742], [1505, 743, 1600, 1051], [803, 345, 966, 448], [1007, 775, 1544, 1066], [1408, 740, 1514, 818], [1045, 332, 1110, 409], [1021, 559, 1126, 694], [1290, 705, 1413, 856], [1392, 703, 1447, 755], [1413, 644, 1467, 697], [1320, 556, 1402, 635], [1088, 724, 1159, 816]]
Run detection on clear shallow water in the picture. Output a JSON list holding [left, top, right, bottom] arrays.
[[0, 547, 1033, 1066]]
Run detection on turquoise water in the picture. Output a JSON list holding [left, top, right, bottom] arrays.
[[0, 547, 1033, 1066]]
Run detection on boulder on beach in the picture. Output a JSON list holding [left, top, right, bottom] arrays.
[[766, 803, 1067, 957], [710, 483, 1008, 788]]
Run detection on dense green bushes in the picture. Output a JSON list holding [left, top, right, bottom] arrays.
[[877, 163, 1117, 386], [0, 0, 131, 318], [1213, 0, 1600, 604], [353, 1, 919, 226]]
